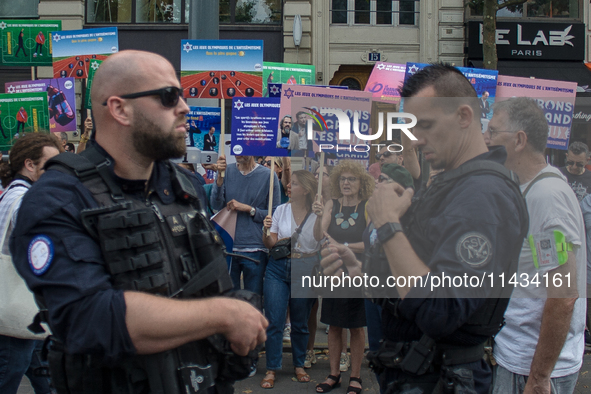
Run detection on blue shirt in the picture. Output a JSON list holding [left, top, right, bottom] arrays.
[[9, 144, 208, 363]]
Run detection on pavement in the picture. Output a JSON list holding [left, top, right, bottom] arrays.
[[17, 320, 591, 394]]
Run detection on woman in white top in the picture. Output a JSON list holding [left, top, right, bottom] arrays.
[[260, 170, 321, 389]]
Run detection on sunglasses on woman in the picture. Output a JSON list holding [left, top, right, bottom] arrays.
[[102, 86, 184, 108]]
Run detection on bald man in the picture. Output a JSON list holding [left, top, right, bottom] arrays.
[[9, 50, 267, 394]]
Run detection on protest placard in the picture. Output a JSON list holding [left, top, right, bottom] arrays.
[[181, 40, 263, 100], [496, 75, 577, 150], [263, 62, 315, 97], [6, 78, 76, 133], [84, 59, 103, 109], [230, 97, 282, 156], [186, 106, 222, 152], [0, 20, 61, 66], [52, 27, 118, 79], [364, 62, 406, 104], [0, 92, 49, 150]]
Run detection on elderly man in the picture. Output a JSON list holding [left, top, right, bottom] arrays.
[[10, 50, 267, 394], [320, 64, 528, 393], [486, 97, 584, 394]]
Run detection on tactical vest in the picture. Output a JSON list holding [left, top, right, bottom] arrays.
[[369, 160, 529, 345], [40, 146, 250, 394]]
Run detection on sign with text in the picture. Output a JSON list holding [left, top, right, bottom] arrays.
[[6, 78, 77, 133], [496, 75, 577, 150], [263, 62, 315, 97], [186, 106, 222, 153], [365, 62, 406, 104], [467, 21, 585, 61], [85, 59, 103, 109], [52, 27, 118, 79], [0, 92, 49, 150], [181, 39, 263, 99], [230, 97, 282, 156], [0, 20, 61, 66]]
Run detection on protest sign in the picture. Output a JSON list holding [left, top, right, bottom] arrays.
[[181, 40, 263, 100], [0, 20, 61, 66], [230, 97, 282, 157], [0, 92, 49, 150], [52, 27, 118, 79], [186, 106, 221, 151], [496, 75, 577, 150], [6, 78, 76, 133], [282, 85, 373, 162], [364, 62, 406, 104], [268, 83, 348, 98], [84, 59, 103, 109], [263, 62, 315, 97]]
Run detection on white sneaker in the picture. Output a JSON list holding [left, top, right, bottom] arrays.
[[304, 349, 316, 368], [339, 352, 350, 372], [283, 325, 291, 342]]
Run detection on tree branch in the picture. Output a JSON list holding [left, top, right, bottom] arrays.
[[498, 0, 527, 10]]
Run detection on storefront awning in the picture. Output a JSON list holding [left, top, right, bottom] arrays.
[[467, 60, 591, 94]]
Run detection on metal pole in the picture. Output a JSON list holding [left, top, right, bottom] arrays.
[[188, 0, 219, 40]]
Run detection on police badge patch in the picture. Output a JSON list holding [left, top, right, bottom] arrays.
[[456, 232, 492, 267]]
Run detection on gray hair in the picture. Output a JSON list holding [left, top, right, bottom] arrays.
[[568, 141, 589, 157], [492, 97, 548, 154]]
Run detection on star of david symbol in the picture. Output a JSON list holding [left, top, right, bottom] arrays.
[[283, 87, 294, 99], [91, 61, 100, 71], [376, 63, 386, 70], [234, 99, 244, 110], [183, 42, 193, 54], [408, 65, 419, 75], [7, 85, 15, 93], [0, 22, 6, 30], [270, 85, 280, 95], [53, 34, 61, 43]]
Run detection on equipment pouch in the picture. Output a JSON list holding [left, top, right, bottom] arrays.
[[399, 335, 436, 376], [433, 365, 477, 394], [178, 364, 215, 394]]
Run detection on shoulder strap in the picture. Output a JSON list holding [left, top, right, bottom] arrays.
[[522, 172, 564, 198], [434, 160, 519, 187]]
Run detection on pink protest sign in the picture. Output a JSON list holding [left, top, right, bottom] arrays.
[[496, 75, 577, 150], [364, 62, 406, 104]]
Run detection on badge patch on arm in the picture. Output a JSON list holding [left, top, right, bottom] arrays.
[[28, 235, 54, 276], [456, 232, 492, 267]]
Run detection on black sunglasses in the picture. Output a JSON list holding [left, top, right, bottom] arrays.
[[102, 86, 184, 108], [566, 160, 585, 168]]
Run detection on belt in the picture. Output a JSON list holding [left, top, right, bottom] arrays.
[[289, 252, 317, 259]]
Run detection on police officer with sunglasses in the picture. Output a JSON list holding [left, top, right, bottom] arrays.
[[10, 50, 268, 394]]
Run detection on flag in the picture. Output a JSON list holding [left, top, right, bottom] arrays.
[[211, 209, 237, 268]]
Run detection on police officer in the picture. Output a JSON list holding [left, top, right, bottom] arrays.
[[10, 50, 267, 394], [319, 64, 528, 393]]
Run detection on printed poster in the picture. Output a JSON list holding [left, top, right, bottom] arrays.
[[52, 27, 118, 79], [364, 62, 406, 104], [84, 59, 103, 109], [0, 20, 61, 66], [263, 62, 315, 97], [181, 39, 263, 99], [496, 75, 577, 150], [230, 97, 282, 157], [0, 92, 49, 150], [6, 78, 77, 133], [186, 106, 222, 151]]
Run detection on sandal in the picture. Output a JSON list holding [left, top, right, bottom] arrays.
[[316, 374, 341, 393], [347, 377, 363, 394], [295, 367, 310, 383], [260, 371, 276, 389]]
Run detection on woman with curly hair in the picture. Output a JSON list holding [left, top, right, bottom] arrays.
[[312, 160, 374, 394]]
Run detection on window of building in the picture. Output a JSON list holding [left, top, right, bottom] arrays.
[[87, 0, 281, 24], [468, 0, 580, 19], [331, 0, 419, 26]]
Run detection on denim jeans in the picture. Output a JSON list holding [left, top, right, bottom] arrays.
[[264, 256, 317, 370], [365, 299, 383, 352], [0, 335, 51, 394], [492, 364, 578, 394], [230, 251, 268, 296]]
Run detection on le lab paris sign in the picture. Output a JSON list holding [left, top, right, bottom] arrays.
[[467, 21, 585, 61]]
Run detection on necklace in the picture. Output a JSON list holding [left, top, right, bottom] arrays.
[[335, 200, 360, 229]]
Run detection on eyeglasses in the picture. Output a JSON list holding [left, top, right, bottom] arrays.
[[378, 174, 394, 183], [566, 160, 585, 168], [486, 127, 516, 139], [339, 176, 358, 183], [102, 86, 184, 108]]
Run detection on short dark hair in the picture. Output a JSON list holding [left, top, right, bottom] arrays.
[[493, 97, 549, 154], [6, 133, 62, 184], [296, 111, 307, 119], [400, 63, 480, 115], [568, 141, 589, 157]]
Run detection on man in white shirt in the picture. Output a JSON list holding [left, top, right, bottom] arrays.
[[485, 97, 585, 394]]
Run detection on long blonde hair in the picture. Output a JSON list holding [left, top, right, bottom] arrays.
[[292, 170, 317, 210]]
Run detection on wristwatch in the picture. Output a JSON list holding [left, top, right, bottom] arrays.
[[250, 207, 256, 217], [376, 222, 403, 244]]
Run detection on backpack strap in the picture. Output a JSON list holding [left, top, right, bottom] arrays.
[[522, 172, 564, 198]]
